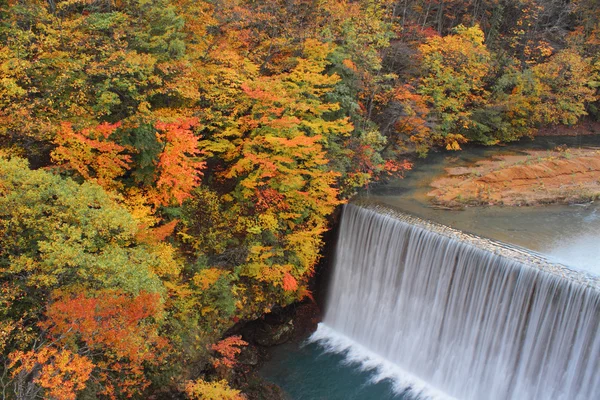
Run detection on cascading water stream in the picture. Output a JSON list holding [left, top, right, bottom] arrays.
[[311, 203, 600, 400]]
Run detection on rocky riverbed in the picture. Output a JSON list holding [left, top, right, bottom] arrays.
[[427, 147, 600, 207]]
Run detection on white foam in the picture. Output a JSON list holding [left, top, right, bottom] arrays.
[[308, 324, 457, 400]]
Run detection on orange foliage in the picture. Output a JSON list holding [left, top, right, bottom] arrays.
[[42, 290, 166, 398], [152, 118, 205, 207], [9, 348, 94, 400], [282, 272, 298, 292], [382, 160, 413, 176], [52, 122, 131, 189], [137, 219, 179, 244], [210, 335, 248, 370], [193, 268, 223, 290]]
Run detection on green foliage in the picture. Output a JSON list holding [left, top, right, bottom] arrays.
[[418, 25, 491, 151], [0, 156, 179, 397], [0, 157, 167, 297]]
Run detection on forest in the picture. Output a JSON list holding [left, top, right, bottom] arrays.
[[0, 0, 598, 398]]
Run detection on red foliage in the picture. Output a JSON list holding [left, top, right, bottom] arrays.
[[398, 23, 440, 44], [255, 188, 288, 212], [282, 272, 298, 292], [383, 159, 413, 176], [41, 290, 166, 398], [210, 335, 248, 369]]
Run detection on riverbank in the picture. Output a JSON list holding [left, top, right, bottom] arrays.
[[537, 119, 600, 136], [427, 147, 600, 207], [225, 301, 321, 399]]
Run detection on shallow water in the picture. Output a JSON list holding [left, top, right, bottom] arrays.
[[366, 135, 600, 276]]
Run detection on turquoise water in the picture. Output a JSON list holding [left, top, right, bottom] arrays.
[[259, 340, 415, 400]]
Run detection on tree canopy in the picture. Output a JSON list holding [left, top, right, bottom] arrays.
[[0, 0, 598, 398]]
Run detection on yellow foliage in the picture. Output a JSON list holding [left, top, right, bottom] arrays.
[[148, 243, 182, 278], [418, 25, 491, 149], [121, 188, 160, 228], [193, 268, 223, 290], [184, 379, 245, 400], [532, 49, 598, 125]]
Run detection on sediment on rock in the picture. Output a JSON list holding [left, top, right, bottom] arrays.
[[428, 148, 600, 207]]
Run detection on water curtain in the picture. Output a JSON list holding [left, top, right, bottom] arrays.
[[315, 204, 600, 400]]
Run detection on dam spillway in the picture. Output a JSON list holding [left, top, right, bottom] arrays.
[[313, 203, 600, 400]]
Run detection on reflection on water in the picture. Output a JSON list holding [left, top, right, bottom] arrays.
[[366, 136, 600, 276], [546, 208, 600, 273]]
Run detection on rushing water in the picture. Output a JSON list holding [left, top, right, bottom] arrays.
[[261, 136, 600, 399], [317, 204, 600, 400], [365, 198, 600, 276], [259, 340, 412, 400]]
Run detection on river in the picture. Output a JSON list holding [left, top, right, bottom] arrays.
[[259, 135, 600, 399]]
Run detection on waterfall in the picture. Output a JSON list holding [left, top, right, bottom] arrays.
[[312, 204, 600, 400]]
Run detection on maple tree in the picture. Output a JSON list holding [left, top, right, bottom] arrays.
[[41, 290, 167, 398], [210, 335, 247, 372], [9, 348, 94, 400], [52, 122, 131, 189], [150, 118, 205, 207]]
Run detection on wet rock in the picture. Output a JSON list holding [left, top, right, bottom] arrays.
[[235, 374, 289, 400], [238, 345, 260, 366], [289, 302, 320, 341], [255, 320, 294, 347]]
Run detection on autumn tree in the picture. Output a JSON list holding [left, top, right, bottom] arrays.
[[1, 0, 599, 398], [52, 122, 131, 190], [0, 156, 178, 397], [533, 49, 598, 125], [184, 379, 245, 400], [0, 0, 191, 167], [199, 39, 348, 313], [41, 290, 167, 398], [9, 348, 94, 400], [149, 118, 205, 207], [418, 24, 491, 152]]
